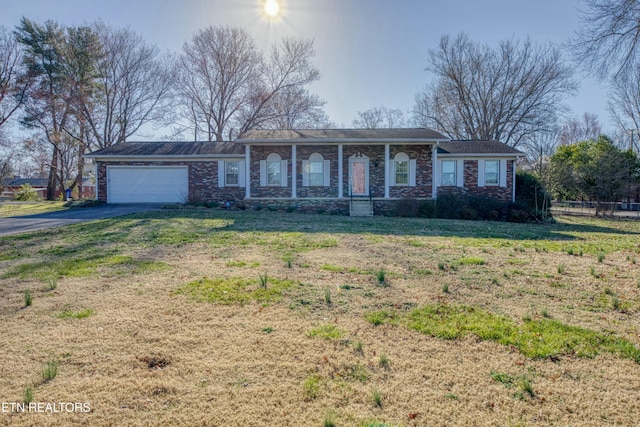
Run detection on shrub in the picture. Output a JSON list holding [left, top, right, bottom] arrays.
[[515, 170, 552, 221], [418, 200, 436, 217], [14, 183, 39, 201], [393, 198, 419, 217]]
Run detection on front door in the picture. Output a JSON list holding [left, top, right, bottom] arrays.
[[349, 156, 369, 196]]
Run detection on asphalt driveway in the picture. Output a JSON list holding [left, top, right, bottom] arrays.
[[0, 204, 162, 237]]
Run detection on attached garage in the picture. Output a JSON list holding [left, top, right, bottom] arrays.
[[86, 141, 246, 204], [107, 166, 188, 203]]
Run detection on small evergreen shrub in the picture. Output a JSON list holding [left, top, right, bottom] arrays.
[[393, 198, 419, 217], [14, 183, 39, 201]]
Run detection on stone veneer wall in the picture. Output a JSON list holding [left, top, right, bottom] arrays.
[[249, 145, 292, 198], [243, 198, 350, 215], [342, 145, 385, 197], [295, 145, 339, 198], [439, 159, 514, 201], [389, 145, 433, 198], [96, 161, 245, 203]]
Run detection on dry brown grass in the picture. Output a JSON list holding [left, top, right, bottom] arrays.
[[0, 210, 639, 426]]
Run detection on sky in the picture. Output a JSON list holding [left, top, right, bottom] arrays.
[[0, 0, 611, 138]]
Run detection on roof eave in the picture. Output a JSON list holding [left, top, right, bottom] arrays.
[[85, 154, 245, 161], [236, 138, 448, 144], [438, 153, 521, 157]]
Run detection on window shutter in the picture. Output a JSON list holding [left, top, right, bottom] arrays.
[[390, 160, 396, 186], [435, 160, 441, 187], [238, 161, 246, 187], [409, 159, 417, 187], [477, 160, 485, 187], [323, 160, 330, 187], [499, 159, 507, 187], [280, 160, 288, 187], [218, 161, 225, 187], [302, 160, 309, 186], [259, 160, 267, 186], [456, 160, 464, 187]]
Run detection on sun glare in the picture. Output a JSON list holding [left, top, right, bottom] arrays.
[[264, 0, 280, 17]]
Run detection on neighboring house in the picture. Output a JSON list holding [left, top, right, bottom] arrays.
[[1, 177, 48, 199], [85, 128, 523, 215]]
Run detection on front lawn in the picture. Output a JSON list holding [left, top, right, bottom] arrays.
[[0, 210, 639, 426]]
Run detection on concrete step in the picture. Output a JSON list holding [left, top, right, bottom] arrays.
[[350, 200, 373, 217]]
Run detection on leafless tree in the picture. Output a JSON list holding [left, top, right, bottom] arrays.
[[571, 0, 640, 79], [0, 25, 30, 129], [176, 27, 322, 141], [609, 65, 640, 152], [81, 23, 173, 149], [265, 88, 329, 129], [558, 113, 602, 145], [413, 33, 576, 148], [353, 105, 405, 129]]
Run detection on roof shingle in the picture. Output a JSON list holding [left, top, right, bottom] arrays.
[[86, 141, 245, 157], [236, 128, 447, 142], [438, 140, 523, 155]]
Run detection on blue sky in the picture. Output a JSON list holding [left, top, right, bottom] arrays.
[[1, 0, 609, 136]]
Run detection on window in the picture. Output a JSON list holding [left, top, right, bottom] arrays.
[[394, 153, 409, 185], [485, 160, 499, 186], [267, 153, 281, 186], [225, 161, 239, 186], [441, 160, 456, 186], [308, 153, 324, 186]]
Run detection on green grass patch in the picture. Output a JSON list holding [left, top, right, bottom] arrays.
[[456, 256, 486, 266], [3, 253, 167, 281], [364, 310, 393, 326], [56, 308, 94, 319], [303, 374, 322, 400], [175, 276, 294, 305], [321, 264, 343, 272], [226, 260, 247, 267], [0, 202, 68, 218], [406, 303, 640, 362], [307, 324, 344, 340]]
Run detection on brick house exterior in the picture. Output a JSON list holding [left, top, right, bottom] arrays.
[[86, 128, 522, 215]]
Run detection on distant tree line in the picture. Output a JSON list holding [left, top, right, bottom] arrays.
[[1, 1, 640, 208]]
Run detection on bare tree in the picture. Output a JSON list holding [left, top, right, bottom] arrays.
[[177, 26, 260, 141], [265, 87, 329, 129], [558, 113, 602, 145], [176, 27, 322, 141], [413, 33, 576, 147], [353, 105, 405, 129], [609, 65, 640, 152], [82, 23, 173, 149], [0, 25, 30, 129], [571, 0, 640, 79]]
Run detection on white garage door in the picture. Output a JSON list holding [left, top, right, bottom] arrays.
[[107, 166, 188, 203]]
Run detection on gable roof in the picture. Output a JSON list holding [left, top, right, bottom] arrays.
[[236, 128, 448, 143], [438, 140, 523, 156], [86, 141, 245, 158], [2, 177, 48, 188]]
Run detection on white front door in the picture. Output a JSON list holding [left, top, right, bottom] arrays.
[[349, 156, 369, 196]]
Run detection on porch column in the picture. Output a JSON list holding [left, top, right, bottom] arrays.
[[93, 160, 98, 201], [432, 144, 438, 199], [384, 144, 390, 198], [338, 144, 343, 198], [245, 145, 251, 199], [292, 144, 297, 198]]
